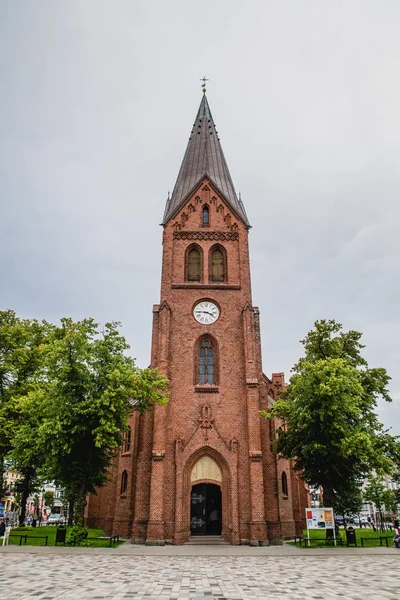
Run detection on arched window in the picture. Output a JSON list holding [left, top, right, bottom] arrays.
[[199, 338, 214, 385], [121, 470, 128, 495], [282, 471, 288, 496], [122, 426, 131, 453], [186, 245, 202, 282], [210, 245, 226, 283], [202, 205, 209, 225]]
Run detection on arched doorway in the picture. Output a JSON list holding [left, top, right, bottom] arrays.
[[190, 483, 222, 536], [190, 455, 222, 536]]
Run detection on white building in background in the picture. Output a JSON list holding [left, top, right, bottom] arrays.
[[1, 467, 22, 515], [26, 482, 63, 519]]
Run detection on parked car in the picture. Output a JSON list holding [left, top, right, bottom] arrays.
[[46, 514, 65, 526]]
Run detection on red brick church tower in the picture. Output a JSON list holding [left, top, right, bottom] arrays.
[[86, 92, 308, 544]]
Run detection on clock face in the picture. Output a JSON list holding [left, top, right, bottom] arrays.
[[193, 301, 219, 325]]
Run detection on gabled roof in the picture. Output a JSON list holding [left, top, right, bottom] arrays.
[[162, 94, 250, 227]]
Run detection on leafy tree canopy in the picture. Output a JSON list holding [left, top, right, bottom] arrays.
[[264, 319, 400, 509], [334, 479, 363, 519], [0, 310, 52, 464], [364, 476, 397, 514], [44, 490, 54, 509], [0, 310, 54, 524], [13, 318, 169, 522]]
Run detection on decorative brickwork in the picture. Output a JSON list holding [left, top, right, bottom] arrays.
[[173, 231, 239, 241]]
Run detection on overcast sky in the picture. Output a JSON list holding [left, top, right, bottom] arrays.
[[1, 1, 399, 435]]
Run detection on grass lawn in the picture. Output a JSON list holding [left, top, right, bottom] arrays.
[[291, 527, 396, 549], [8, 526, 123, 548]]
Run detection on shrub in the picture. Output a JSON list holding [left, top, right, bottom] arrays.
[[66, 525, 88, 546]]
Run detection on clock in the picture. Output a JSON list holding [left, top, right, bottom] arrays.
[[193, 301, 220, 325]]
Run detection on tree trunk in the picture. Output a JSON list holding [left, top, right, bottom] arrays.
[[75, 481, 88, 527], [18, 471, 33, 526], [322, 485, 335, 509], [67, 498, 74, 526]]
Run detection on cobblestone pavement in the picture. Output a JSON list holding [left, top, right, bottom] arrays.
[[2, 553, 399, 600]]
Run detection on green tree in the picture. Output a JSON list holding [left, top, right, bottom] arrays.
[[0, 310, 53, 524], [44, 490, 54, 510], [264, 320, 400, 510], [20, 318, 169, 525], [364, 476, 397, 531], [334, 479, 363, 527]]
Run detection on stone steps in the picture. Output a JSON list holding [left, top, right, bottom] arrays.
[[186, 536, 229, 545]]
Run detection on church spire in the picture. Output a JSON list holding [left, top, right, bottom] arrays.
[[162, 94, 250, 227]]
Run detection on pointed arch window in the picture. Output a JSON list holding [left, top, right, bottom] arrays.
[[202, 205, 209, 225], [195, 335, 220, 386], [122, 426, 131, 453], [282, 471, 288, 497], [186, 244, 202, 282], [210, 245, 227, 283], [121, 470, 128, 495]]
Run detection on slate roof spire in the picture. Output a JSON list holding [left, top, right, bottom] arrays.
[[162, 94, 250, 227]]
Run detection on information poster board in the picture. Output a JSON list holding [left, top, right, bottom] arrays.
[[305, 507, 336, 545], [306, 508, 334, 529]]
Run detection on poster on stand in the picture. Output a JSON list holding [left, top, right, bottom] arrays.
[[306, 507, 334, 530]]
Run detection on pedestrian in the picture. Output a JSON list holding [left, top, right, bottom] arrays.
[[393, 527, 400, 549], [0, 518, 5, 537]]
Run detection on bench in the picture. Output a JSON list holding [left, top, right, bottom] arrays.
[[71, 535, 120, 547], [8, 534, 28, 546], [293, 535, 303, 545], [360, 536, 393, 547], [303, 536, 343, 547], [24, 535, 48, 546]]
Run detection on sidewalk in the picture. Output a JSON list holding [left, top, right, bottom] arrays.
[[1, 540, 399, 556]]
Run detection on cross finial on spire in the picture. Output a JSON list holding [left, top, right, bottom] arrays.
[[200, 76, 209, 93]]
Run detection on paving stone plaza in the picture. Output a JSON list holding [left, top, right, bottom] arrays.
[[2, 545, 399, 600]]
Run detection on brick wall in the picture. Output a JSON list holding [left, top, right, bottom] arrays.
[[86, 178, 309, 544]]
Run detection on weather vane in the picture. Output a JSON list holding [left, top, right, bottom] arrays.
[[200, 76, 209, 93]]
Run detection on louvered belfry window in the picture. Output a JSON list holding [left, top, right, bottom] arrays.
[[211, 248, 225, 282], [199, 339, 214, 385], [187, 247, 201, 281]]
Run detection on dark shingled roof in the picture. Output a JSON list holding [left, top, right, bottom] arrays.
[[162, 94, 250, 227]]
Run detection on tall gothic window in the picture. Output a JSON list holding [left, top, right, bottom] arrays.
[[210, 245, 226, 282], [122, 426, 131, 453], [186, 245, 202, 282], [282, 471, 288, 496], [199, 339, 214, 385], [121, 470, 128, 495], [202, 205, 209, 225]]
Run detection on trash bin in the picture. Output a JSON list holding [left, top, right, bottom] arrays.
[[55, 527, 66, 546], [346, 527, 357, 547], [394, 519, 399, 529]]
